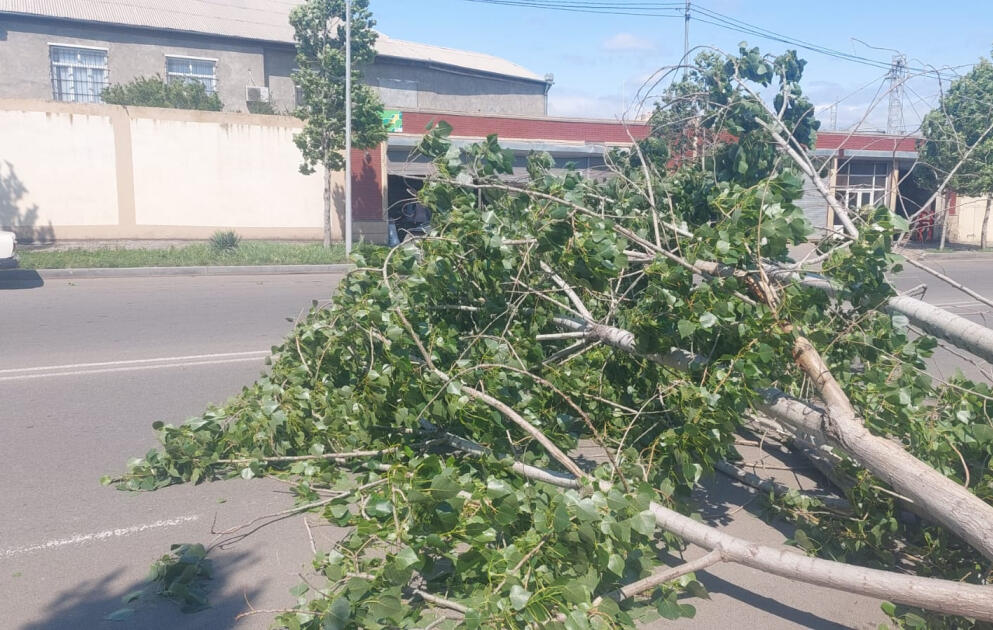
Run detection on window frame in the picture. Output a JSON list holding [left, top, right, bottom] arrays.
[[48, 43, 109, 103], [164, 55, 219, 94]]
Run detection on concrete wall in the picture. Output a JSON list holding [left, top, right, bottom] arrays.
[[0, 15, 270, 113], [366, 57, 547, 116], [946, 194, 993, 246], [0, 98, 388, 243]]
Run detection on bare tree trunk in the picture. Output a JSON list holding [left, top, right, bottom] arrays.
[[323, 167, 332, 249], [938, 189, 948, 251], [554, 317, 993, 561], [647, 500, 993, 621], [886, 295, 993, 365], [981, 193, 992, 250], [452, 428, 993, 621]]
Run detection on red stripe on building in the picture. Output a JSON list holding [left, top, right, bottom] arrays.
[[400, 110, 649, 144], [816, 131, 919, 153]]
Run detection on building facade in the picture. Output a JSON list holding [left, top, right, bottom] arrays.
[[0, 1, 552, 116], [797, 131, 921, 236]]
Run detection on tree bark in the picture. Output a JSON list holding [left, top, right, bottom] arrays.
[[450, 428, 993, 621], [938, 190, 948, 251], [768, 268, 993, 366], [647, 500, 993, 621], [323, 167, 332, 249], [981, 193, 992, 250], [885, 294, 993, 365], [553, 317, 993, 561], [757, 389, 993, 562]]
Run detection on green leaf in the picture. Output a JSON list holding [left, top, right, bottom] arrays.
[[323, 596, 350, 630], [607, 553, 625, 576], [509, 584, 532, 610], [677, 319, 696, 338], [699, 312, 718, 329], [630, 510, 656, 537]]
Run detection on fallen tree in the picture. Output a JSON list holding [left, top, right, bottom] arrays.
[[112, 48, 993, 629]]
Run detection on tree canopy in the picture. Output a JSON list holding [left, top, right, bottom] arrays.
[[920, 54, 993, 197], [290, 0, 387, 175]]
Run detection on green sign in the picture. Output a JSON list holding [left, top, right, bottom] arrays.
[[382, 109, 402, 133]]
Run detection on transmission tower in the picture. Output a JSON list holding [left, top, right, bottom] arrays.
[[886, 54, 907, 135]]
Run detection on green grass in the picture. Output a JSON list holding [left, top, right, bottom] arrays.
[[16, 241, 360, 269]]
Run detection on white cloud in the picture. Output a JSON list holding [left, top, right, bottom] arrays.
[[602, 32, 656, 53]]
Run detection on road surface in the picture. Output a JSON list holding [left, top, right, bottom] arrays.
[[1, 259, 990, 629]]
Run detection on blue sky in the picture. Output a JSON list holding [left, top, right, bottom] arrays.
[[371, 0, 993, 132]]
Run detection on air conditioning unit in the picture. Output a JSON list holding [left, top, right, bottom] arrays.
[[245, 86, 270, 102]]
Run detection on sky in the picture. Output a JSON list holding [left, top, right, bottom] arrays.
[[371, 0, 993, 133]]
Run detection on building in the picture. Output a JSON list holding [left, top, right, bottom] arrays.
[[0, 0, 552, 117], [798, 131, 922, 236]]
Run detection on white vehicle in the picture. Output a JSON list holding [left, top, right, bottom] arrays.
[[0, 230, 17, 268]]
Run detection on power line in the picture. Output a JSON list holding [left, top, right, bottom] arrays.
[[462, 0, 968, 79]]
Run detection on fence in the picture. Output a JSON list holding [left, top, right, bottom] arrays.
[[0, 99, 386, 243]]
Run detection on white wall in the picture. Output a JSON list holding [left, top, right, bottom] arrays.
[[0, 106, 119, 240], [130, 117, 325, 230], [0, 99, 381, 242], [948, 195, 993, 246]]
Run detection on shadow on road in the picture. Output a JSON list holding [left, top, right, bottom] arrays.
[[0, 269, 43, 289], [20, 549, 263, 630], [687, 570, 853, 630]]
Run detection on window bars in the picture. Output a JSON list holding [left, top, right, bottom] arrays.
[[165, 57, 217, 94], [50, 45, 108, 103]]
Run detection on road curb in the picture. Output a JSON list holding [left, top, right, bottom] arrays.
[[21, 263, 356, 279], [906, 252, 993, 263]]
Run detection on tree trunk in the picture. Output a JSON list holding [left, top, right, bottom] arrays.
[[555, 317, 993, 561], [647, 500, 993, 621], [323, 167, 332, 249], [938, 189, 948, 251], [770, 269, 993, 366], [981, 193, 992, 250], [452, 430, 993, 621], [885, 295, 993, 365]]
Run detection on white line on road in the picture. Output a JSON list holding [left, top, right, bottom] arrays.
[[0, 350, 269, 374], [1, 515, 200, 559], [0, 351, 270, 382]]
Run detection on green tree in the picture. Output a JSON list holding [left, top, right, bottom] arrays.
[[921, 54, 993, 248], [102, 76, 223, 111], [290, 0, 388, 248]]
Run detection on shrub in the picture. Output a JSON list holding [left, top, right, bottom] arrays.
[[102, 76, 223, 111], [208, 230, 241, 253]]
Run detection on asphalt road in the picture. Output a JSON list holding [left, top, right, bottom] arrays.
[[0, 273, 346, 630], [0, 259, 990, 630]]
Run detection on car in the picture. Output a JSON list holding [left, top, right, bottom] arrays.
[[0, 230, 17, 268]]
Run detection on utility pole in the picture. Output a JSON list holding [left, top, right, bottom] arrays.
[[344, 0, 353, 255], [683, 1, 690, 79], [886, 54, 906, 135]]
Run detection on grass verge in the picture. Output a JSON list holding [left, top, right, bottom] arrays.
[[16, 241, 360, 269]]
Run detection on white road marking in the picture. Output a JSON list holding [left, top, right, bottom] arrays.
[[0, 351, 269, 374], [1, 515, 200, 559], [0, 351, 270, 382]]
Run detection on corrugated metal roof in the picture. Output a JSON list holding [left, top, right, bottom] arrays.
[[0, 0, 545, 82]]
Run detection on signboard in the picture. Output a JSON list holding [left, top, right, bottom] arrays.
[[382, 109, 403, 133]]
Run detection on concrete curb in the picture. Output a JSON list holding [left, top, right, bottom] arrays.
[[906, 252, 993, 263], [23, 263, 356, 279]]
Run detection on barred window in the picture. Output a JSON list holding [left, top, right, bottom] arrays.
[[50, 45, 108, 103], [165, 56, 217, 93]]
